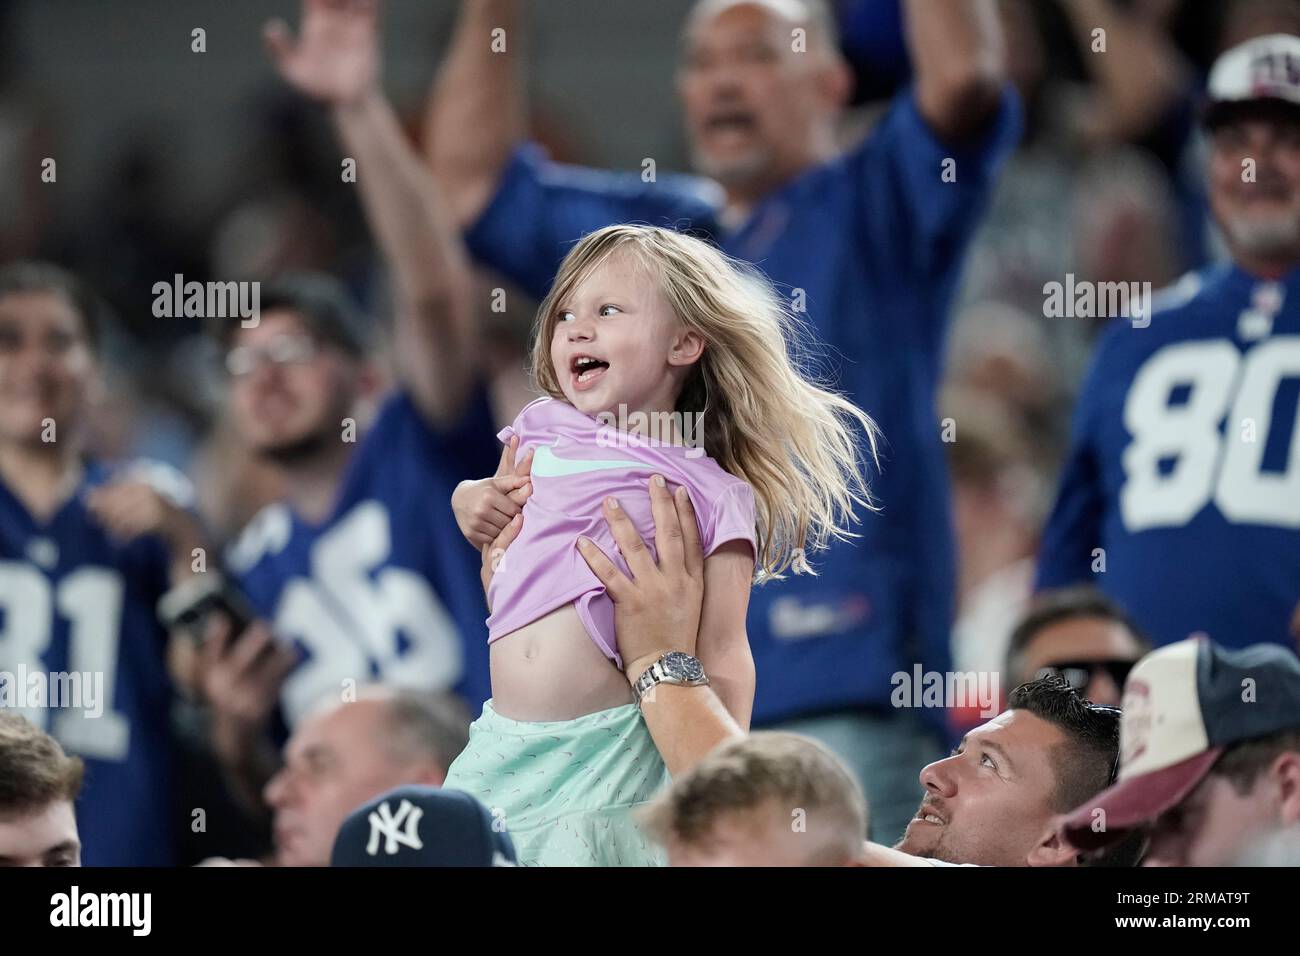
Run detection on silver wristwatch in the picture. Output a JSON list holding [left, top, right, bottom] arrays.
[[632, 652, 710, 705]]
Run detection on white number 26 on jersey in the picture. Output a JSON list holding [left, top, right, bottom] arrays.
[[1121, 337, 1300, 531]]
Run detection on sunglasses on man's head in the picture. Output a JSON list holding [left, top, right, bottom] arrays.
[[1082, 702, 1124, 787], [1033, 659, 1135, 692]]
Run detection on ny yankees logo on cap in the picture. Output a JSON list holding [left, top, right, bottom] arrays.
[[365, 798, 424, 857], [332, 786, 520, 867]]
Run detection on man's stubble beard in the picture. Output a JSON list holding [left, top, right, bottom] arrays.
[[251, 388, 356, 468], [899, 835, 950, 862], [896, 824, 944, 861], [255, 425, 339, 468]]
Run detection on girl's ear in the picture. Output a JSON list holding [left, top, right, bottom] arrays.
[[668, 329, 706, 367]]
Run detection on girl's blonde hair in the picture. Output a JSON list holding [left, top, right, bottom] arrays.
[[531, 224, 880, 580]]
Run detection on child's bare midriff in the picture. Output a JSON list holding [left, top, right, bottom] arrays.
[[489, 603, 634, 722]]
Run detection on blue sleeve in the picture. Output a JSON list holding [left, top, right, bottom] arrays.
[[464, 144, 723, 300], [391, 382, 501, 475], [124, 534, 176, 650], [1035, 340, 1111, 591], [851, 86, 1021, 281]]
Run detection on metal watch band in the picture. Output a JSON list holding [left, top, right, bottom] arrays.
[[632, 653, 709, 705]]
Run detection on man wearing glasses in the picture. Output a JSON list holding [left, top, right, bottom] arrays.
[[1004, 587, 1151, 708], [196, 8, 500, 807]]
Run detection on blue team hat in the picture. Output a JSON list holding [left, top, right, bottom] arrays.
[[330, 786, 518, 867]]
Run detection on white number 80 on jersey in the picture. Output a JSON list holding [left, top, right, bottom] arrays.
[[1121, 336, 1300, 531]]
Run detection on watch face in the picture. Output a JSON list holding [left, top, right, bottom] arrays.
[[662, 652, 704, 682]]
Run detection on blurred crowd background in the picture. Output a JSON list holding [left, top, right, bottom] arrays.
[[0, 0, 1293, 861], [3, 0, 1287, 647]]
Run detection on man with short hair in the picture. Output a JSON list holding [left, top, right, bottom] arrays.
[[212, 270, 495, 732], [642, 731, 869, 867], [199, 0, 504, 805], [1005, 586, 1151, 707], [889, 678, 1122, 867], [1060, 636, 1300, 867], [261, 686, 470, 868], [0, 712, 83, 867]]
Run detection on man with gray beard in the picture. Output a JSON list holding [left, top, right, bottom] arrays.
[[1036, 33, 1300, 654]]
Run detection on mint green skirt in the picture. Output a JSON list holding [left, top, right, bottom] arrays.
[[442, 700, 670, 866]]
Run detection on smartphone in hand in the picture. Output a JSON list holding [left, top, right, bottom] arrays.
[[157, 573, 257, 642]]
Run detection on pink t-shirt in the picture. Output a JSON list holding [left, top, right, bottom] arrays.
[[487, 398, 756, 667]]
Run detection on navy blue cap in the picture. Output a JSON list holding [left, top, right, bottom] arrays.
[[330, 786, 518, 867]]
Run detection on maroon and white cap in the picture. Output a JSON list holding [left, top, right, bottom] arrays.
[[1205, 33, 1300, 125], [1059, 636, 1300, 851]]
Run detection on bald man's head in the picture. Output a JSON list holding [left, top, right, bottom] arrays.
[[677, 0, 851, 195], [263, 688, 470, 867]]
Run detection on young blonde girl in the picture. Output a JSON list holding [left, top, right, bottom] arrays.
[[447, 224, 877, 865]]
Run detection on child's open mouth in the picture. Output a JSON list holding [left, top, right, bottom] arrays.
[[570, 354, 610, 390]]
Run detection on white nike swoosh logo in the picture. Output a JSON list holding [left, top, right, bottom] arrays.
[[530, 444, 637, 477]]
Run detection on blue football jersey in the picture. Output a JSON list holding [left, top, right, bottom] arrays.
[[0, 460, 178, 866], [227, 388, 498, 727], [1038, 263, 1300, 649]]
